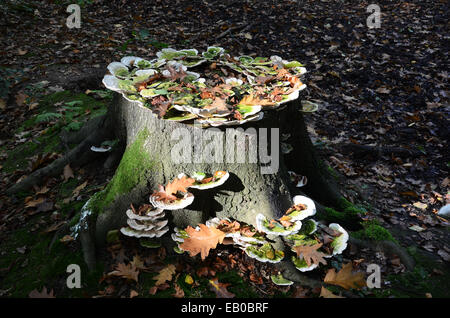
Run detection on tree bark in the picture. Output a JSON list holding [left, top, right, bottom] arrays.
[[89, 94, 345, 248]]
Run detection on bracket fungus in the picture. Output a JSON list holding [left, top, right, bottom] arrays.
[[286, 195, 316, 221], [149, 192, 195, 211], [102, 47, 307, 127], [97, 47, 352, 278], [256, 213, 303, 236], [244, 243, 285, 264], [287, 171, 308, 188], [149, 175, 196, 210], [188, 170, 230, 190], [120, 204, 169, 238], [322, 223, 349, 257], [270, 273, 294, 286]]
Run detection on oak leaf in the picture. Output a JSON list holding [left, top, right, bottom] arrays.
[[63, 164, 74, 181], [28, 287, 55, 298], [165, 65, 187, 81], [239, 93, 275, 106], [319, 287, 345, 298], [293, 243, 327, 267], [108, 263, 139, 282], [152, 175, 195, 203], [324, 262, 366, 290], [172, 284, 185, 298], [205, 97, 230, 114], [180, 224, 226, 260], [153, 99, 171, 118], [72, 181, 88, 197], [217, 219, 240, 234], [129, 290, 139, 298], [154, 264, 176, 286], [130, 255, 146, 270], [209, 278, 235, 298]]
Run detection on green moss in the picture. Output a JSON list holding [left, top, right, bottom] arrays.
[[0, 223, 103, 297], [316, 198, 367, 230], [3, 91, 108, 173], [2, 141, 39, 173], [216, 270, 259, 298], [317, 206, 360, 230], [58, 179, 79, 198], [376, 247, 450, 298], [16, 90, 107, 133], [327, 165, 339, 180], [352, 220, 397, 244], [88, 129, 155, 215]]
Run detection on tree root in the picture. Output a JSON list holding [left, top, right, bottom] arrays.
[[349, 237, 415, 271], [80, 226, 97, 271], [7, 115, 113, 195]]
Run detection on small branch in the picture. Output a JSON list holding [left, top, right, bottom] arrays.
[[216, 22, 255, 39]]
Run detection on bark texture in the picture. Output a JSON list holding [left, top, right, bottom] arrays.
[[95, 94, 297, 246], [89, 94, 346, 248]]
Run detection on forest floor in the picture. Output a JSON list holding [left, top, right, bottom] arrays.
[[0, 0, 449, 298]]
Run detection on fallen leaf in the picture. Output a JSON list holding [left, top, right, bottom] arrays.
[[152, 175, 195, 203], [292, 286, 309, 298], [205, 97, 230, 114], [172, 284, 185, 298], [239, 93, 275, 106], [319, 286, 344, 298], [59, 235, 75, 244], [154, 264, 176, 286], [413, 202, 428, 210], [180, 224, 226, 260], [15, 91, 28, 106], [209, 278, 235, 298], [292, 243, 327, 267], [129, 290, 139, 298], [108, 263, 139, 282], [24, 197, 44, 208], [63, 164, 74, 182], [196, 266, 215, 277], [28, 287, 55, 298], [409, 225, 425, 232], [185, 274, 194, 285], [249, 273, 263, 284], [35, 186, 49, 195], [42, 221, 66, 233], [149, 286, 158, 295], [72, 181, 88, 197], [376, 87, 391, 94], [324, 262, 366, 290]]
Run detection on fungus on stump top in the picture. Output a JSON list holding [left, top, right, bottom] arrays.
[[77, 47, 346, 272]]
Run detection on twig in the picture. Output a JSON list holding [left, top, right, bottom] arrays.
[[217, 22, 255, 39]]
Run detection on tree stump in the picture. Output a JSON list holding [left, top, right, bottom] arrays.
[[76, 91, 345, 270]]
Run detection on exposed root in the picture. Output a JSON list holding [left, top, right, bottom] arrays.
[[80, 227, 97, 271], [60, 114, 107, 146], [349, 237, 415, 271], [7, 115, 113, 195]]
